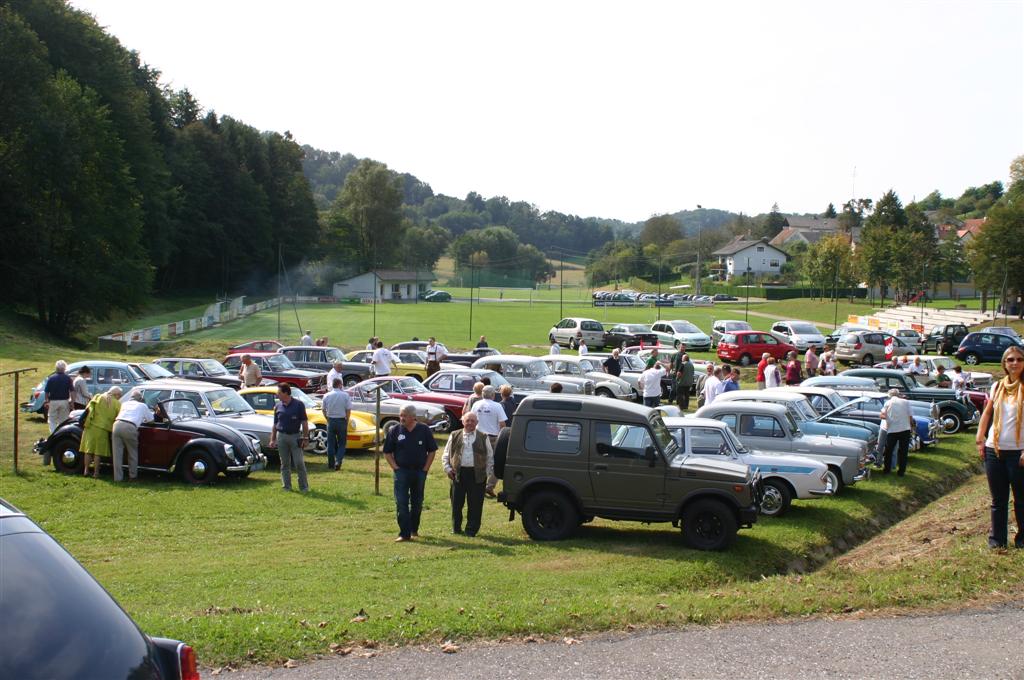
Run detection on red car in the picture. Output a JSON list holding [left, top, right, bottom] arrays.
[[227, 340, 283, 355], [358, 376, 468, 431], [716, 331, 796, 366], [222, 352, 326, 391]]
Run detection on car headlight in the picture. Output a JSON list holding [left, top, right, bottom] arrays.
[[224, 444, 234, 456]]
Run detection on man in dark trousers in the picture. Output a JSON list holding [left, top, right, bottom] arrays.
[[383, 404, 438, 542], [269, 384, 309, 492], [673, 352, 695, 410], [442, 411, 494, 537]]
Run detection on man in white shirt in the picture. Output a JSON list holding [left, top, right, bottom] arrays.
[[442, 411, 494, 536], [880, 388, 915, 476], [326, 362, 346, 392], [112, 392, 154, 482], [371, 341, 397, 376], [424, 337, 447, 377], [470, 386, 506, 443], [366, 337, 376, 351], [639, 363, 666, 407], [909, 357, 928, 380], [578, 338, 589, 355], [702, 367, 724, 406], [301, 330, 314, 346], [550, 341, 561, 355], [321, 378, 352, 469], [239, 354, 262, 387]]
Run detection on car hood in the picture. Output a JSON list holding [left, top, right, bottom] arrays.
[[741, 450, 828, 473], [585, 372, 631, 389], [791, 433, 865, 455], [676, 332, 711, 342], [672, 455, 749, 482], [211, 412, 275, 433]]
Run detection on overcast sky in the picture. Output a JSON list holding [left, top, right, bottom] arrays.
[[71, 0, 1023, 222]]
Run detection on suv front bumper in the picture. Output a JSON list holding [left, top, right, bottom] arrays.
[[738, 503, 759, 527]]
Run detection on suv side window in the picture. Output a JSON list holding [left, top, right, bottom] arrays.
[[739, 414, 786, 438], [689, 427, 731, 455], [525, 420, 582, 454], [594, 422, 653, 459]]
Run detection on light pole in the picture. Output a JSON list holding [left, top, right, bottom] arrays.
[[744, 259, 751, 322], [1001, 259, 1009, 325], [657, 256, 663, 321], [695, 204, 703, 297], [832, 254, 840, 330]]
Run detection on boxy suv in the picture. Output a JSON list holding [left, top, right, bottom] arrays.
[[495, 395, 760, 550]]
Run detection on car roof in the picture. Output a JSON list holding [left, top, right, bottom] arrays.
[[132, 378, 225, 390], [477, 354, 543, 363], [662, 416, 728, 429], [237, 351, 278, 357], [517, 393, 653, 418], [278, 345, 344, 351], [700, 401, 789, 415], [779, 385, 838, 396], [431, 368, 497, 375], [718, 389, 803, 403], [156, 357, 220, 362], [64, 360, 135, 369], [540, 354, 585, 361], [0, 498, 25, 518]]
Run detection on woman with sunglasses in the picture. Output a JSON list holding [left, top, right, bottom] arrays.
[[976, 344, 1024, 549]]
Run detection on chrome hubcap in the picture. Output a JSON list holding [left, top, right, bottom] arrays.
[[309, 428, 327, 454], [191, 459, 208, 477], [62, 449, 77, 465], [760, 487, 783, 514]]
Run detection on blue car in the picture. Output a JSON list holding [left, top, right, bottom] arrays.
[[955, 331, 1023, 365], [20, 360, 175, 416]]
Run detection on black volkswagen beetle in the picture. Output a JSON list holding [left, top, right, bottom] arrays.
[[34, 399, 266, 485]]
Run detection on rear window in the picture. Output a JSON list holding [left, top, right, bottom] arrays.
[[720, 334, 737, 344], [841, 333, 860, 344]]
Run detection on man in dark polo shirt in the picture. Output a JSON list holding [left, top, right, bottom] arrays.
[[268, 384, 310, 492], [383, 403, 438, 542]]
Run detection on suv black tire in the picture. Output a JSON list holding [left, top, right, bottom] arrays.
[[681, 498, 737, 550], [521, 489, 578, 541], [493, 428, 510, 480], [861, 353, 874, 366]]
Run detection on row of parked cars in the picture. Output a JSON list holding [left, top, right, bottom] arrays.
[[591, 290, 738, 305]]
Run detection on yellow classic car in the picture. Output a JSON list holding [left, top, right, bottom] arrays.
[[345, 349, 461, 381], [238, 387, 380, 453]]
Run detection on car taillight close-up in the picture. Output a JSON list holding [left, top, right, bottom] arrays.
[[179, 643, 200, 680], [853, 342, 863, 350]]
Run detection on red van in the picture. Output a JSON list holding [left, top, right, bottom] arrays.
[[716, 331, 796, 366]]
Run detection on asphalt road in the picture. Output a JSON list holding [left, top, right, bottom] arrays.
[[228, 602, 1024, 679]]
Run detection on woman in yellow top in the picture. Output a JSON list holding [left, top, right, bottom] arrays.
[[80, 386, 122, 478], [976, 345, 1024, 549]]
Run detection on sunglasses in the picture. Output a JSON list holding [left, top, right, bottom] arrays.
[[1006, 358, 1023, 364]]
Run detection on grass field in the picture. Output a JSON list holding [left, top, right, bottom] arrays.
[[1, 300, 1021, 668]]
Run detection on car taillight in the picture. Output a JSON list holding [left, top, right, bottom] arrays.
[[854, 343, 862, 350], [179, 644, 200, 680]]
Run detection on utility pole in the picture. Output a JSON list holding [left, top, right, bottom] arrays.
[[468, 263, 475, 341], [657, 257, 663, 320], [559, 254, 565, 320], [276, 243, 282, 342], [745, 258, 751, 322], [695, 205, 703, 297], [833, 254, 840, 329]]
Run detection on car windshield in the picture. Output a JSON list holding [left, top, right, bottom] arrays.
[[785, 412, 801, 435], [480, 371, 511, 388], [125, 364, 146, 381], [397, 377, 428, 393], [578, 359, 598, 372], [671, 321, 701, 333], [727, 322, 751, 331], [200, 359, 229, 376], [649, 415, 678, 458], [619, 355, 645, 371], [266, 355, 295, 370], [723, 425, 750, 453], [528, 361, 551, 378], [791, 323, 819, 335], [793, 399, 819, 421], [326, 348, 345, 362], [207, 388, 255, 415], [134, 363, 174, 379], [624, 324, 650, 333]]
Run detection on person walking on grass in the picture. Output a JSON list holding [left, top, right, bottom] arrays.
[[465, 382, 485, 411], [640, 361, 666, 408], [112, 391, 154, 482], [80, 386, 122, 478], [470, 386, 506, 447], [578, 337, 589, 355], [371, 340, 397, 376], [269, 384, 309, 492], [384, 404, 438, 542], [44, 360, 73, 438], [476, 335, 489, 348], [442, 411, 495, 537], [976, 345, 1024, 549], [425, 337, 447, 378], [550, 339, 561, 355], [322, 378, 352, 470], [785, 351, 802, 386], [702, 367, 723, 406], [805, 346, 819, 378], [722, 368, 741, 392], [301, 330, 314, 346], [764, 357, 781, 389]]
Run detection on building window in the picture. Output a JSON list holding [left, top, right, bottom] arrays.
[[769, 259, 780, 268], [418, 283, 427, 293], [756, 246, 765, 252], [391, 283, 401, 298]]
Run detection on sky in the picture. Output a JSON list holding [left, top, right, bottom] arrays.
[[71, 0, 1023, 223]]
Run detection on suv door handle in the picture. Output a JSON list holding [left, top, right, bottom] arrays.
[[593, 464, 608, 471]]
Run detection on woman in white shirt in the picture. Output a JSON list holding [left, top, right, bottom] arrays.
[[976, 345, 1024, 549], [763, 357, 781, 388]]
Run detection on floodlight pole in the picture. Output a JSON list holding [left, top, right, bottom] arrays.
[[374, 387, 382, 496], [695, 205, 703, 297]]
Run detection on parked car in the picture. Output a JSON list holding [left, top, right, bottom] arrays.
[[538, 355, 635, 400], [802, 376, 943, 419], [695, 401, 869, 492], [874, 354, 992, 390], [423, 290, 452, 302], [21, 360, 173, 416], [277, 345, 372, 386], [549, 317, 606, 349], [222, 352, 326, 392], [713, 294, 738, 301], [586, 351, 646, 399], [345, 382, 449, 434], [955, 331, 1023, 365], [980, 326, 1022, 342], [840, 368, 982, 433], [443, 347, 502, 366], [227, 339, 283, 354], [650, 320, 712, 351], [36, 395, 266, 483], [769, 320, 827, 351], [156, 357, 243, 389], [355, 375, 468, 431], [663, 417, 832, 516], [824, 324, 870, 350], [833, 330, 915, 366], [602, 323, 660, 349], [345, 349, 461, 381], [471, 355, 595, 394], [495, 395, 760, 550], [710, 319, 752, 347], [0, 498, 201, 679], [894, 329, 924, 352], [238, 386, 380, 453], [716, 331, 796, 365], [923, 323, 971, 354]]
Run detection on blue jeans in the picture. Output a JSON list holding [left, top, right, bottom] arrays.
[[643, 396, 660, 408], [326, 417, 347, 468], [984, 448, 1024, 547], [394, 468, 427, 539]]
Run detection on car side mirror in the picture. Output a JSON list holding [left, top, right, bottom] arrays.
[[645, 445, 657, 466]]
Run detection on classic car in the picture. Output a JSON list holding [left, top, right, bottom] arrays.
[[441, 347, 502, 366], [664, 416, 832, 516], [587, 351, 647, 398], [222, 352, 327, 392], [345, 382, 449, 434], [345, 349, 461, 381], [538, 355, 635, 400], [21, 360, 174, 416], [716, 331, 796, 365], [549, 317, 606, 349], [602, 323, 660, 349], [227, 339, 283, 354], [155, 357, 243, 389], [769, 320, 827, 351], [714, 390, 880, 451], [621, 347, 713, 399], [0, 499, 200, 679], [840, 368, 983, 433], [277, 345, 372, 386], [695, 400, 870, 492], [471, 355, 595, 394], [649, 320, 712, 351], [873, 355, 992, 390], [238, 386, 380, 452], [802, 376, 942, 418], [353, 376, 468, 431], [35, 396, 266, 484]]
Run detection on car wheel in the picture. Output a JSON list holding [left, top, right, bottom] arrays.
[[940, 409, 963, 434], [180, 449, 218, 485], [493, 428, 510, 479], [52, 437, 83, 474], [308, 427, 328, 455], [681, 498, 737, 551], [549, 334, 556, 344], [739, 353, 752, 367], [381, 418, 399, 435], [596, 387, 615, 398], [964, 352, 981, 366], [825, 466, 845, 494], [344, 375, 361, 388], [758, 479, 792, 517], [861, 353, 874, 366], [521, 489, 578, 541]]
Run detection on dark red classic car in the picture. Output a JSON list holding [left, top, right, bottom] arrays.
[[34, 399, 266, 484], [227, 339, 283, 354], [222, 352, 326, 392], [357, 376, 468, 431]]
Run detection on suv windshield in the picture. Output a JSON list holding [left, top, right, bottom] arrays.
[[200, 359, 228, 376], [649, 415, 678, 458], [266, 355, 295, 371], [207, 388, 255, 415], [790, 323, 819, 335], [671, 321, 701, 333]]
